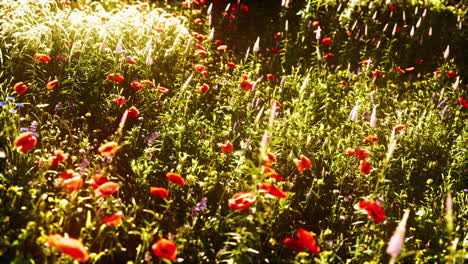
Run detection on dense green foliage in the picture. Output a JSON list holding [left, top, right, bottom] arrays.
[[0, 0, 466, 263]]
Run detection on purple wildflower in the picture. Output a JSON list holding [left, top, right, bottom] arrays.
[[55, 102, 63, 111], [190, 197, 208, 217], [147, 131, 158, 146], [79, 158, 89, 173], [29, 121, 39, 133]]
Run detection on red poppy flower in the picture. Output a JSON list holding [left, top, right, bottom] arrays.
[[14, 132, 37, 152], [33, 53, 51, 62], [48, 234, 89, 263], [152, 238, 177, 261], [98, 142, 118, 156], [200, 83, 209, 94], [354, 200, 386, 223], [283, 237, 305, 252], [150, 187, 169, 198], [61, 175, 83, 192], [321, 37, 332, 45], [266, 74, 276, 82], [131, 81, 143, 90], [113, 96, 125, 105], [13, 82, 28, 95], [283, 228, 320, 253], [341, 81, 348, 86], [389, 5, 396, 11], [447, 71, 457, 78], [227, 62, 236, 68], [241, 4, 249, 12], [228, 192, 256, 211], [156, 86, 169, 93], [47, 79, 59, 89], [219, 141, 233, 154], [296, 228, 321, 254], [312, 21, 320, 27], [127, 106, 140, 119], [360, 159, 372, 175], [259, 182, 287, 198], [363, 136, 378, 143], [393, 124, 405, 131], [395, 66, 405, 74], [100, 211, 123, 226], [294, 154, 311, 174], [88, 175, 109, 189], [48, 150, 68, 167], [324, 53, 334, 58], [194, 64, 206, 72], [417, 58, 424, 64], [58, 169, 76, 179], [240, 79, 253, 91], [107, 73, 124, 83], [261, 166, 284, 181], [166, 172, 185, 186], [354, 148, 371, 160], [194, 18, 202, 24], [274, 32, 282, 39], [95, 181, 120, 197], [459, 97, 468, 109], [196, 44, 206, 51], [271, 47, 281, 54], [373, 69, 381, 78]]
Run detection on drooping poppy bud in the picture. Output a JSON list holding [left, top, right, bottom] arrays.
[[47, 79, 59, 89]]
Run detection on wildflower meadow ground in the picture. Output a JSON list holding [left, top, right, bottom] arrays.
[[0, 0, 466, 263]]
